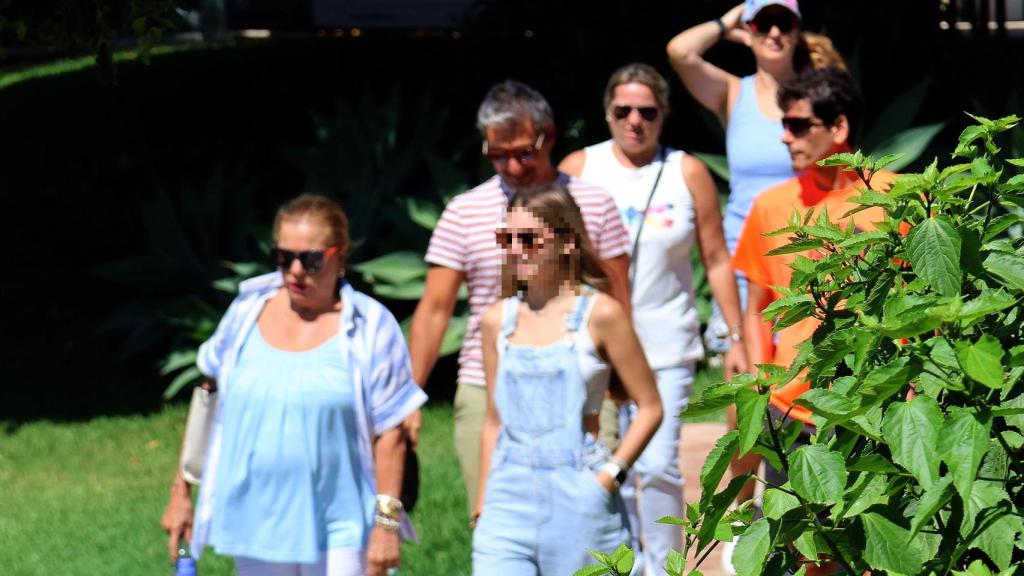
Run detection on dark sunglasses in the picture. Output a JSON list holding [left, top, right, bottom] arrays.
[[270, 246, 340, 274], [495, 229, 546, 252], [781, 116, 826, 137], [749, 11, 798, 34], [482, 132, 546, 164], [612, 105, 660, 122]]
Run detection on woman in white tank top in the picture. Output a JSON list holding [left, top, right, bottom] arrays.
[[560, 63, 748, 575]]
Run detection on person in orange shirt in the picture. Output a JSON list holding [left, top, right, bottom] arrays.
[[725, 66, 895, 574], [733, 65, 895, 427]]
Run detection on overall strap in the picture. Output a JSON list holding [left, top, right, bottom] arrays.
[[564, 293, 591, 335], [501, 297, 520, 340]]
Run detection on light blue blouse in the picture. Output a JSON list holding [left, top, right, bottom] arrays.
[[191, 274, 427, 560], [209, 326, 373, 563]]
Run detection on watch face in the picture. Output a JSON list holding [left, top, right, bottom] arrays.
[[614, 468, 628, 484]]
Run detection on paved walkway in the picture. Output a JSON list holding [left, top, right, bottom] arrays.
[[678, 422, 732, 576]]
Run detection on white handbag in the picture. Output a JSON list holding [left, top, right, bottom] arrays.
[[180, 385, 217, 485]]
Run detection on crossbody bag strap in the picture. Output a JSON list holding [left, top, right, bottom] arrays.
[[628, 147, 667, 291]]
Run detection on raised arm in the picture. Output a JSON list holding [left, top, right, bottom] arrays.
[[590, 295, 662, 491], [665, 3, 747, 124], [474, 303, 503, 522], [685, 154, 748, 379]]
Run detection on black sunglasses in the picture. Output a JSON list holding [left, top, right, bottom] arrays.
[[270, 246, 340, 274], [495, 229, 546, 252], [749, 11, 798, 34], [781, 116, 826, 137], [612, 105, 660, 122]]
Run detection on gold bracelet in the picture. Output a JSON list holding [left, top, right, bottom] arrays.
[[374, 514, 400, 532], [375, 494, 404, 520]]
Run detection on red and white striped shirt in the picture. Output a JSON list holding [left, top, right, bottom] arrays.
[[425, 174, 630, 386]]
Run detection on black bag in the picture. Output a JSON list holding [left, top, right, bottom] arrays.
[[400, 438, 419, 513]]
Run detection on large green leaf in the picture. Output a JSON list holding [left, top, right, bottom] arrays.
[[684, 374, 757, 418], [909, 475, 955, 538], [735, 388, 769, 456], [960, 289, 1017, 327], [882, 396, 943, 489], [692, 152, 730, 181], [955, 334, 1006, 388], [439, 312, 468, 357], [869, 122, 946, 172], [938, 407, 992, 500], [762, 486, 800, 520], [699, 431, 738, 509], [862, 80, 930, 151], [906, 215, 962, 297], [983, 252, 1024, 292], [350, 251, 427, 285], [732, 517, 773, 576], [861, 509, 924, 574], [789, 444, 847, 505], [793, 389, 856, 422], [859, 357, 914, 407]]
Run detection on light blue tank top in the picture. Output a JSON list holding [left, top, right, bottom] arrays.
[[724, 75, 797, 253], [209, 325, 373, 564]]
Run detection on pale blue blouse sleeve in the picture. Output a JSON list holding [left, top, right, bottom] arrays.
[[366, 305, 428, 436], [196, 297, 243, 381]]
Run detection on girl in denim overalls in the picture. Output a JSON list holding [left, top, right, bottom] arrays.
[[472, 185, 663, 575]]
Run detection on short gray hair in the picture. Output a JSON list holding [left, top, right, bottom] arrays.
[[476, 80, 555, 136]]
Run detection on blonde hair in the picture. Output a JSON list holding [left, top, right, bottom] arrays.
[[502, 185, 609, 297], [795, 32, 846, 71], [272, 194, 351, 265]]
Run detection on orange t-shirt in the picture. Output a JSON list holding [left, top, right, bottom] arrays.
[[731, 171, 896, 424]]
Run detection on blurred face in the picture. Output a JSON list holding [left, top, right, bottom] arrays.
[[780, 98, 847, 171], [746, 6, 800, 66], [483, 120, 555, 189], [273, 218, 344, 308], [498, 208, 561, 286], [606, 82, 664, 158]]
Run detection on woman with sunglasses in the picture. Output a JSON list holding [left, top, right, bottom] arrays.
[[666, 0, 843, 344], [161, 195, 426, 576], [559, 63, 747, 575], [472, 184, 662, 575]]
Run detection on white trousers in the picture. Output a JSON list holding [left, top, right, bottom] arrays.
[[619, 364, 694, 576]]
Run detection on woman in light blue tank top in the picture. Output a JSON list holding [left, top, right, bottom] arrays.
[[472, 185, 663, 575], [667, 1, 844, 306], [667, 2, 844, 570], [162, 195, 427, 576]]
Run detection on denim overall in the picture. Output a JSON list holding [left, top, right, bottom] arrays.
[[472, 295, 631, 575]]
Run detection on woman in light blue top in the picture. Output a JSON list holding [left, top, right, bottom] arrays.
[[162, 195, 427, 576], [667, 0, 844, 314], [472, 185, 663, 575], [667, 2, 844, 569]]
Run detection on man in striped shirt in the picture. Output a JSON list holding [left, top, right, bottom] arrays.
[[406, 80, 632, 514]]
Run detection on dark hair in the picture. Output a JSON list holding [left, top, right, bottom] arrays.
[[273, 194, 351, 267], [502, 184, 609, 297], [778, 66, 863, 146], [603, 63, 670, 113], [476, 79, 555, 136]]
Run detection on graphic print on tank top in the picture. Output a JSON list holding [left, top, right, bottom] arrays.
[[621, 203, 676, 231]]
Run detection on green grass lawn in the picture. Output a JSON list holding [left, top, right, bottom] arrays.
[[0, 371, 723, 576], [0, 404, 470, 576]]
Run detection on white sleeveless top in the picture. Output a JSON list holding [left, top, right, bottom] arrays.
[[496, 292, 610, 415], [580, 140, 704, 368]]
